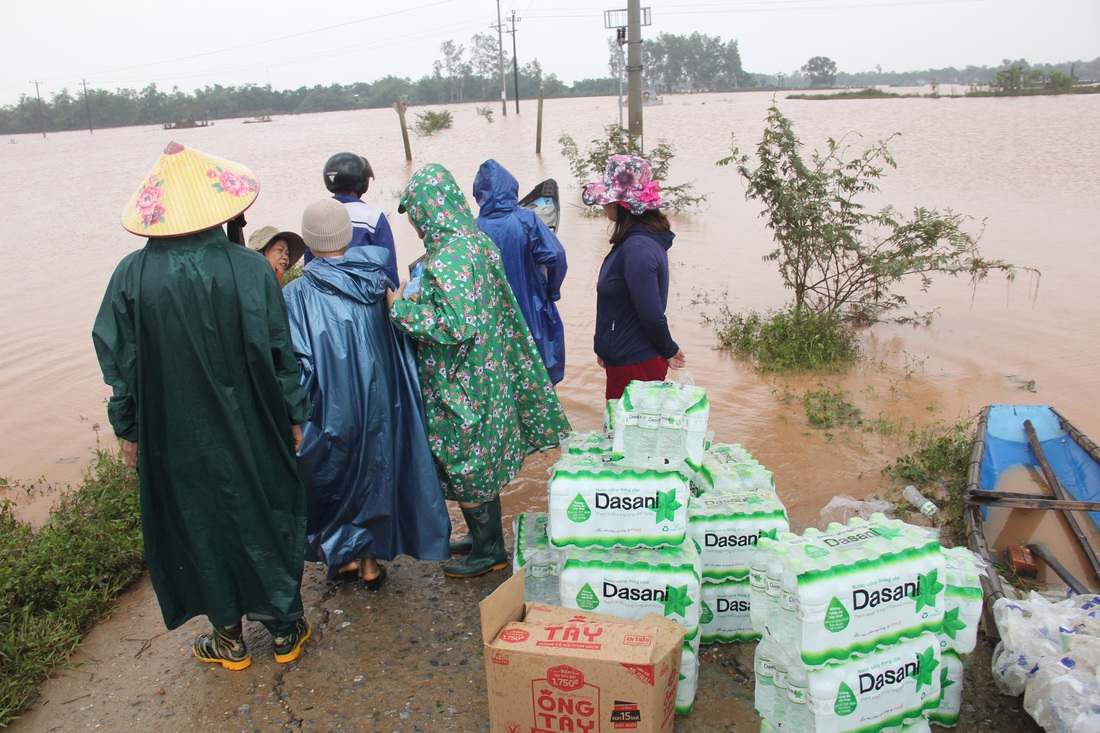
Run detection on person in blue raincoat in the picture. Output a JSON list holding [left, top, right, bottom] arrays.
[[283, 198, 451, 588], [472, 159, 567, 384]]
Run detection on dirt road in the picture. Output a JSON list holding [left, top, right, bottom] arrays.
[[7, 555, 1037, 732]]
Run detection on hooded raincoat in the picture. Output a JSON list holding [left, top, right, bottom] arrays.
[[92, 229, 311, 631], [283, 246, 451, 577], [473, 159, 567, 384], [390, 164, 570, 502]]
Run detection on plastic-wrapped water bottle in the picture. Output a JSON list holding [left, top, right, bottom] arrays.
[[656, 387, 686, 461], [786, 663, 812, 731], [524, 550, 558, 604], [771, 656, 789, 729], [779, 554, 802, 643], [748, 538, 772, 633], [763, 545, 789, 639], [754, 636, 777, 721]]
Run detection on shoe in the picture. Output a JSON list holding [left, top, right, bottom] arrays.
[[363, 564, 387, 592], [334, 562, 360, 582], [273, 617, 311, 664], [443, 498, 508, 579], [194, 626, 251, 671]]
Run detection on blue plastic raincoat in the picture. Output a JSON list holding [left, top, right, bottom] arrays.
[[283, 246, 451, 578], [473, 159, 567, 384]]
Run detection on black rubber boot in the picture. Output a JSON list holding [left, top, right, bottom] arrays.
[[449, 496, 500, 554], [443, 497, 508, 578]]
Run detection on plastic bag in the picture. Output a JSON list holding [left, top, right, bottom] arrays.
[[991, 591, 1100, 727], [818, 494, 895, 526]]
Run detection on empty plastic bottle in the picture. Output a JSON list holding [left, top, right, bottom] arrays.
[[903, 485, 940, 519]]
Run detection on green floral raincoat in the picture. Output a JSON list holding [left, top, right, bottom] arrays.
[[390, 164, 570, 502]]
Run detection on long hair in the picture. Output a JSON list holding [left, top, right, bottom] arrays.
[[608, 205, 671, 246]]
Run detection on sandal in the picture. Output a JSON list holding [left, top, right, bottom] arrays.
[[334, 561, 360, 582], [362, 564, 387, 592]]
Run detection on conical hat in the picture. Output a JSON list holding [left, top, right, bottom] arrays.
[[121, 141, 259, 237]]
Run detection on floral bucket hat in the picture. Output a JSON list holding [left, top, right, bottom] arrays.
[[120, 141, 259, 237], [581, 154, 662, 215]]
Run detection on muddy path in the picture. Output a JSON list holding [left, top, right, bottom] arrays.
[[8, 553, 1038, 733]]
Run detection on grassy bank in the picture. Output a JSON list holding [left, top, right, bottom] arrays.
[[0, 445, 143, 727]]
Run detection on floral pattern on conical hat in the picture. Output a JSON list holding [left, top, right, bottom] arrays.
[[120, 141, 259, 237]]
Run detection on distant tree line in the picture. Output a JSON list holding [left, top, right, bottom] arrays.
[[2, 34, 1096, 135], [758, 57, 1100, 90]]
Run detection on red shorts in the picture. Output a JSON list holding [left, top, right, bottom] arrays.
[[604, 356, 668, 400]]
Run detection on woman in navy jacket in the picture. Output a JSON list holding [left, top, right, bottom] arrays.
[[583, 155, 686, 399]]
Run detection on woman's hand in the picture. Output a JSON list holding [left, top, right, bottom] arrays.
[[386, 280, 407, 308], [122, 439, 138, 468], [596, 356, 605, 368], [291, 424, 304, 452], [667, 350, 687, 370]]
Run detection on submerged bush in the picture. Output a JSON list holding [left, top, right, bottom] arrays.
[[706, 304, 859, 372], [0, 443, 143, 725], [414, 109, 454, 136], [884, 416, 976, 544]]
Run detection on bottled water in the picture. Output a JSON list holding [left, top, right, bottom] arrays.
[[754, 636, 778, 720], [631, 390, 661, 465], [748, 537, 772, 633], [785, 663, 811, 731], [656, 387, 686, 461], [524, 550, 559, 605], [903, 485, 940, 518]]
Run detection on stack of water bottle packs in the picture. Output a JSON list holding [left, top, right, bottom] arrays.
[[748, 515, 986, 732], [513, 380, 796, 715]]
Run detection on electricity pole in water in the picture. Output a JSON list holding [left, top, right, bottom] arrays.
[[507, 10, 521, 113], [31, 80, 46, 138], [82, 79, 93, 135], [604, 3, 650, 149], [495, 0, 507, 116], [626, 0, 643, 148]]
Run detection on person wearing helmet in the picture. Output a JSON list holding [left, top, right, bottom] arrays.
[[305, 152, 399, 287]]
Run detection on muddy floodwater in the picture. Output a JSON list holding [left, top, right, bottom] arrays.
[[3, 88, 1098, 534]]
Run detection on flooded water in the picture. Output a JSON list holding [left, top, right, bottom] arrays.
[[2, 90, 1099, 541]]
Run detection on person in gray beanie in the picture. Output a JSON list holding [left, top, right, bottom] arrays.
[[283, 199, 451, 587]]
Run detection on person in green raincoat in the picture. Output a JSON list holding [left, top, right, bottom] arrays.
[[92, 142, 312, 671], [387, 164, 570, 578]]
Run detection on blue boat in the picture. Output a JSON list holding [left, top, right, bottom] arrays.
[[966, 404, 1100, 602]]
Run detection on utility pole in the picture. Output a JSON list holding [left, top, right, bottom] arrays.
[[82, 78, 93, 135], [495, 0, 507, 116], [31, 80, 46, 138], [626, 0, 643, 147], [508, 10, 521, 114]]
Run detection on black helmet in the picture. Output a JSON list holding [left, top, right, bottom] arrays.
[[323, 152, 374, 195]]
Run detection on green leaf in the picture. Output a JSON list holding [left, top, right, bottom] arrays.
[[912, 645, 940, 692], [662, 584, 692, 619], [913, 569, 944, 612], [650, 489, 683, 524]]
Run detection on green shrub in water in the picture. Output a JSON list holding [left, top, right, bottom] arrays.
[[414, 109, 453, 136], [707, 304, 858, 372], [0, 442, 143, 726]]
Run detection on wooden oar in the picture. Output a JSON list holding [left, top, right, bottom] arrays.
[[965, 491, 1100, 512], [1024, 419, 1100, 583], [1027, 543, 1088, 594]]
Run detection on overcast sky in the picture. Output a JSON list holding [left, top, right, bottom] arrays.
[[2, 0, 1096, 105]]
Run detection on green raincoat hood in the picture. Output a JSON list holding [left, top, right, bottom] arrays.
[[399, 164, 483, 249]]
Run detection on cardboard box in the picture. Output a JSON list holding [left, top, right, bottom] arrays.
[[481, 571, 686, 733]]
